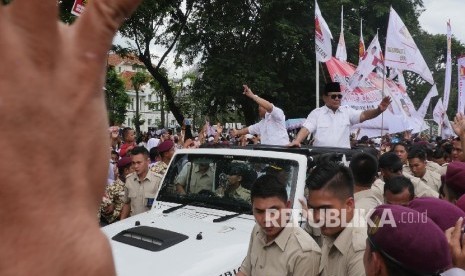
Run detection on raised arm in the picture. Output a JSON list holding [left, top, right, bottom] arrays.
[[243, 84, 273, 113], [359, 96, 391, 123]]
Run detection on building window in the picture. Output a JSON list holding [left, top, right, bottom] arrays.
[[148, 119, 152, 126], [127, 118, 131, 127]]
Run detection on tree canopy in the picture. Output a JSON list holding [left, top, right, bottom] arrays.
[[56, 0, 465, 126]]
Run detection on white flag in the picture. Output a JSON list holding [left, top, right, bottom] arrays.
[[458, 56, 465, 114], [416, 84, 438, 120], [315, 0, 333, 62], [389, 68, 407, 91], [443, 20, 452, 110], [335, 6, 347, 61], [385, 7, 434, 84], [348, 34, 383, 91]]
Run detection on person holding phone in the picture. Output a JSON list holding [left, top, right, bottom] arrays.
[[289, 82, 391, 149]]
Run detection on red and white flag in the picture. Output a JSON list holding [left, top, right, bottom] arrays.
[[315, 0, 333, 62], [348, 34, 383, 91], [458, 56, 465, 114], [358, 20, 365, 64], [335, 6, 347, 62], [385, 7, 434, 84], [71, 0, 88, 16], [443, 20, 452, 110]]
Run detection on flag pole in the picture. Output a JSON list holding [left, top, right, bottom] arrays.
[[316, 59, 319, 108], [380, 28, 386, 138]]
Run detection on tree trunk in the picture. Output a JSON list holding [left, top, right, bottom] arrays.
[[135, 88, 141, 138], [139, 55, 185, 125], [160, 93, 165, 128]]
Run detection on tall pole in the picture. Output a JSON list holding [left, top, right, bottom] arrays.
[[316, 59, 319, 108]]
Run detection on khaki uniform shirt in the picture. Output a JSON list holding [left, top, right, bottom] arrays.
[[175, 163, 215, 193], [319, 220, 367, 276], [217, 185, 251, 203], [124, 171, 162, 216], [371, 175, 439, 203], [439, 163, 448, 176], [418, 169, 441, 193], [354, 189, 382, 214], [240, 224, 321, 276], [402, 161, 442, 176]]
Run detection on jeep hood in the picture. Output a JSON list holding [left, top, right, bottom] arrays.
[[102, 205, 255, 276]]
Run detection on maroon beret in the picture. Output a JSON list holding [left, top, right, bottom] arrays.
[[157, 140, 174, 153], [368, 205, 451, 274], [456, 194, 465, 213], [117, 156, 132, 168], [445, 161, 465, 195], [407, 197, 465, 231]]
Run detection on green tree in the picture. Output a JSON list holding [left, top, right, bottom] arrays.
[[131, 72, 149, 137], [105, 66, 130, 126], [118, 0, 192, 125]]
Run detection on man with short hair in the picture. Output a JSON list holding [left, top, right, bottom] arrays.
[[407, 147, 441, 192], [306, 162, 367, 276], [123, 146, 162, 217], [232, 85, 289, 145], [289, 82, 391, 148], [237, 175, 321, 276], [373, 152, 438, 201], [350, 152, 382, 213], [383, 176, 414, 206]]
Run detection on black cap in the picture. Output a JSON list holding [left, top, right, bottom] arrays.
[[324, 82, 341, 94]]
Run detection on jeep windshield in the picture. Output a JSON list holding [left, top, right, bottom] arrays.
[[156, 148, 302, 214]]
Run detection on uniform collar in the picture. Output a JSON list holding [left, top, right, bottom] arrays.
[[325, 217, 355, 255], [257, 224, 293, 252]]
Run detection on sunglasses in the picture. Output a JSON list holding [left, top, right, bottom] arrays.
[[329, 94, 343, 100]]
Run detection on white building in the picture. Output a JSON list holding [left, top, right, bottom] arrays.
[[108, 53, 177, 132]]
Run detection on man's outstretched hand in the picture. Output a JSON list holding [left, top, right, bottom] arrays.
[[0, 0, 141, 275]]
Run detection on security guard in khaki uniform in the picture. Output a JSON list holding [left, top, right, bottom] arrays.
[[122, 146, 162, 217], [216, 164, 252, 202], [237, 175, 321, 276], [306, 162, 366, 276]]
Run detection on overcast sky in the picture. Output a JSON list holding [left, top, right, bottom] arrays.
[[419, 0, 465, 43]]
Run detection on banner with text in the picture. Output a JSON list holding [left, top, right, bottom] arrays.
[[326, 57, 422, 138]]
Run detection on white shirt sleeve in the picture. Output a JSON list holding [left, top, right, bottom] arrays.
[[302, 109, 318, 133]]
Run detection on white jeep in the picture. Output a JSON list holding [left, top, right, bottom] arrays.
[[101, 146, 358, 275]]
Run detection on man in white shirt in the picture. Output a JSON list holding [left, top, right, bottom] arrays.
[[232, 85, 289, 145], [289, 82, 391, 148]]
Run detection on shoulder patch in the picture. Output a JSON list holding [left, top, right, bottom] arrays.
[[294, 227, 321, 253]]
